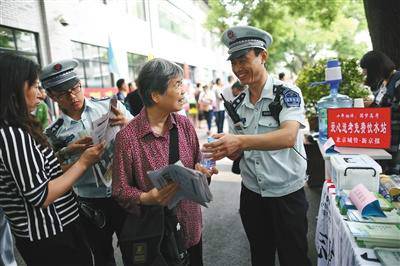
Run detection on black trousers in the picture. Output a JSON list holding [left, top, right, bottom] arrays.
[[79, 197, 127, 266], [15, 220, 93, 266], [240, 184, 311, 266], [187, 237, 203, 266], [214, 110, 225, 133]]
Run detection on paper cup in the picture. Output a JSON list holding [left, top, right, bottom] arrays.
[[353, 98, 364, 108]]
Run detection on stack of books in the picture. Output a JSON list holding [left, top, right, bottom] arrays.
[[347, 209, 400, 224], [374, 248, 400, 266], [346, 222, 400, 248]]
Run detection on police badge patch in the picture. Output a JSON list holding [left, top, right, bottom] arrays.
[[282, 89, 301, 107]]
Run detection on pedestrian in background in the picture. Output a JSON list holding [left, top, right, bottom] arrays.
[[116, 78, 129, 102], [278, 72, 285, 81], [34, 86, 51, 129], [0, 52, 104, 266], [213, 78, 225, 133], [198, 84, 215, 135]]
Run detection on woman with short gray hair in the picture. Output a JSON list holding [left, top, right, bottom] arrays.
[[113, 58, 217, 265]]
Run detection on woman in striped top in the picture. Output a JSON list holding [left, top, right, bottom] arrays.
[[0, 53, 104, 265]]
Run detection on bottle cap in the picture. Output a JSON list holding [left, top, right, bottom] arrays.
[[207, 136, 215, 143]]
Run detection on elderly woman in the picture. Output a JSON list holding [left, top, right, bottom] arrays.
[[112, 58, 216, 266], [0, 53, 104, 265]]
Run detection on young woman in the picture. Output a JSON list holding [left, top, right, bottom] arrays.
[[0, 53, 104, 265], [360, 51, 400, 174]]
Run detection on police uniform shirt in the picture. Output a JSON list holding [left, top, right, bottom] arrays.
[[229, 75, 307, 197], [46, 98, 133, 198]]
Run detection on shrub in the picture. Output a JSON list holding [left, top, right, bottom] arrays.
[[296, 58, 369, 118]]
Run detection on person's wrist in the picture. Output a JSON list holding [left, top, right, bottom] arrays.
[[237, 135, 245, 150], [77, 156, 90, 169], [139, 192, 149, 205], [57, 147, 69, 162]]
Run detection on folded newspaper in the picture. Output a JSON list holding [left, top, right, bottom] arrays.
[[147, 161, 213, 209], [90, 96, 119, 187]]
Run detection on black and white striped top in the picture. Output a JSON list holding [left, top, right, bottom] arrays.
[[0, 126, 79, 241]]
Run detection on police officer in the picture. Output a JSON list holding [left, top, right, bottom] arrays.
[[203, 26, 311, 266], [40, 59, 133, 266]]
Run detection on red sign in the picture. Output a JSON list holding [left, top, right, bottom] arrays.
[[327, 108, 391, 148], [83, 87, 118, 99]]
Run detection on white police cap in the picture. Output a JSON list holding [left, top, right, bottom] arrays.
[[221, 26, 273, 60], [40, 59, 80, 92]]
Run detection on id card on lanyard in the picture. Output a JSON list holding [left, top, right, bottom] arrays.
[[375, 86, 387, 105]]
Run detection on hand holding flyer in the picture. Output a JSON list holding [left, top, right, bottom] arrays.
[[147, 161, 213, 209]]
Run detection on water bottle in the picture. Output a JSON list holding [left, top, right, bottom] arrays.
[[316, 60, 353, 141], [201, 137, 216, 169]]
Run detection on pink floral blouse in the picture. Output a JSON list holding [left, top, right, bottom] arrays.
[[112, 108, 202, 248]]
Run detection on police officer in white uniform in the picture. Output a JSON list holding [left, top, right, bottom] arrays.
[[203, 26, 311, 266], [40, 59, 133, 266]]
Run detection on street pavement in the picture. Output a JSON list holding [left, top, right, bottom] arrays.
[[13, 119, 321, 266]]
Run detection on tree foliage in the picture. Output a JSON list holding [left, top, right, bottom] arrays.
[[363, 0, 400, 68], [296, 58, 369, 117], [206, 0, 369, 73]]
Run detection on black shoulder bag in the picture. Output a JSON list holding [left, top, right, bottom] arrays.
[[119, 123, 189, 266]]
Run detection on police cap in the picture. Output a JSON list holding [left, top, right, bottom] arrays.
[[40, 59, 79, 92], [221, 26, 273, 60]]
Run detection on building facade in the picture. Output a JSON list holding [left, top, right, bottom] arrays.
[[0, 0, 231, 97]]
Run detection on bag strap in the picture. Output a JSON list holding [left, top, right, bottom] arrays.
[[168, 114, 179, 165]]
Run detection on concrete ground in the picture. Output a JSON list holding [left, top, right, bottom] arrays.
[[12, 119, 322, 266], [197, 124, 322, 266]]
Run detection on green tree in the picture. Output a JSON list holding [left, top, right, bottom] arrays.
[[296, 58, 369, 118], [363, 0, 400, 68], [206, 0, 368, 73]]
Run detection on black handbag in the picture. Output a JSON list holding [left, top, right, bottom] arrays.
[[119, 123, 189, 266]]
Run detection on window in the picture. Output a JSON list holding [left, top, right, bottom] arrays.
[[158, 1, 192, 40], [0, 25, 40, 64], [127, 0, 146, 20], [189, 65, 196, 83], [127, 52, 147, 82], [72, 41, 111, 88]]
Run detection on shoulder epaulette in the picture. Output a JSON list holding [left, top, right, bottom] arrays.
[[232, 92, 246, 111], [45, 118, 64, 137], [273, 84, 287, 95]]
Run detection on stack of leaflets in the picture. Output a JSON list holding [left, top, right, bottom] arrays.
[[147, 161, 213, 209], [374, 248, 400, 266], [380, 175, 400, 201], [347, 209, 400, 224], [346, 222, 400, 248], [336, 189, 393, 215]]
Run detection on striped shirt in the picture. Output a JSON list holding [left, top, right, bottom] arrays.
[[0, 126, 79, 241]]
